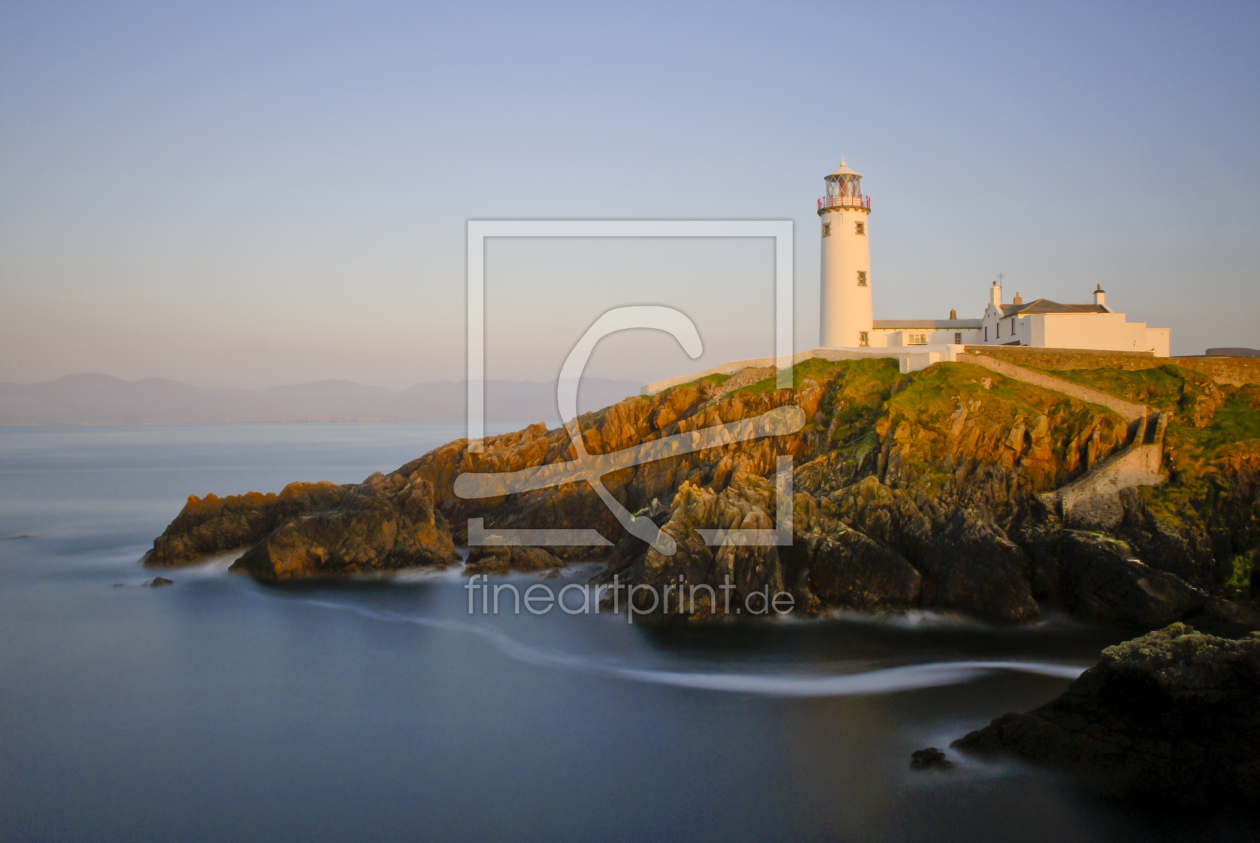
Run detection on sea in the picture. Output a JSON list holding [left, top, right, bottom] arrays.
[[0, 424, 1255, 842]]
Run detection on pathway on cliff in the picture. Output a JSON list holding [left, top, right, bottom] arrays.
[[962, 352, 1171, 529]]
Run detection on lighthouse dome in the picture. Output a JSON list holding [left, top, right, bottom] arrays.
[[828, 158, 862, 178]]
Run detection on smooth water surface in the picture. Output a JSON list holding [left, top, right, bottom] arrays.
[[0, 425, 1254, 842]]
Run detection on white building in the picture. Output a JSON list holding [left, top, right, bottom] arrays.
[[818, 160, 873, 348], [818, 162, 1171, 358], [975, 280, 1170, 356]]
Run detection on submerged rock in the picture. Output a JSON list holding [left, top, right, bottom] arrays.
[[909, 747, 954, 771], [952, 624, 1260, 806], [465, 545, 564, 575], [144, 577, 174, 587]]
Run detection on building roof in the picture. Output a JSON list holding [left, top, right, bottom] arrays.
[[873, 319, 983, 329], [998, 298, 1108, 316], [827, 158, 861, 178]]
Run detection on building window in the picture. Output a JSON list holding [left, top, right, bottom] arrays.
[[857, 270, 867, 286], [822, 223, 831, 237], [985, 327, 988, 341], [859, 331, 869, 347], [996, 322, 1000, 338], [855, 221, 865, 235], [955, 332, 962, 345], [907, 333, 927, 345]]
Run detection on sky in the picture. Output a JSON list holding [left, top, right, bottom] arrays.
[[1, 0, 1257, 389]]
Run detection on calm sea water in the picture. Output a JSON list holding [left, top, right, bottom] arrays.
[[0, 424, 1254, 843]]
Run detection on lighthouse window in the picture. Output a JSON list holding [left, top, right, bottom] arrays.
[[855, 222, 865, 235], [857, 271, 867, 286], [822, 223, 831, 237]]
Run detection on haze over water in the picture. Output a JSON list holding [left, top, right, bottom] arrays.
[[2, 424, 1256, 842]]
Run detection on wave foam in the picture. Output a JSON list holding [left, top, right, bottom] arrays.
[[294, 597, 1087, 698]]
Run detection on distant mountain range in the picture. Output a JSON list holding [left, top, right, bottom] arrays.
[[0, 374, 645, 425]]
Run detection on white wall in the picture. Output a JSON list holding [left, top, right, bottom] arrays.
[[1040, 312, 1157, 353], [975, 306, 1170, 357], [820, 208, 873, 347], [1145, 328, 1171, 357], [873, 327, 983, 347]]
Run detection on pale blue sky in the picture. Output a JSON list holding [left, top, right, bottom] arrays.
[[2, 1, 1257, 388]]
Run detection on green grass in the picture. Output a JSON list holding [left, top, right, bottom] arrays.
[[1163, 385, 1260, 478], [1031, 364, 1194, 412], [890, 361, 1123, 422], [1176, 385, 1260, 449], [724, 356, 873, 398]]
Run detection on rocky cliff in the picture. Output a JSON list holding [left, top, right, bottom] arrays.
[[142, 357, 1260, 627]]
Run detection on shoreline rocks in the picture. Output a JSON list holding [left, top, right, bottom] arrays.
[[950, 624, 1260, 806]]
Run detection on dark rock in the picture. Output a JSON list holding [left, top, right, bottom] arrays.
[[917, 511, 1040, 624], [602, 498, 672, 577], [145, 577, 174, 587], [1054, 531, 1205, 628], [909, 747, 954, 771], [800, 528, 920, 611], [1116, 489, 1216, 583], [815, 479, 1039, 623], [465, 545, 563, 575], [952, 624, 1260, 806], [788, 567, 824, 617]]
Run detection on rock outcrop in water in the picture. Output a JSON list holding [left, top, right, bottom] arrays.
[[144, 475, 458, 579], [143, 481, 349, 567], [142, 357, 1260, 628], [951, 623, 1260, 806]]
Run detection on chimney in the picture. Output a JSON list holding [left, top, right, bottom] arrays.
[[1013, 292, 1023, 305], [990, 279, 1002, 308], [1094, 284, 1107, 310], [949, 308, 957, 320]]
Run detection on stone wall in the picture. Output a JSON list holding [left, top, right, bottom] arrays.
[[1048, 444, 1166, 530], [962, 347, 1260, 386]]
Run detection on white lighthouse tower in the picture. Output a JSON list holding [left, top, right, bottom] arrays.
[[819, 160, 873, 348]]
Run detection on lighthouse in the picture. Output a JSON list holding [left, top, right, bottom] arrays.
[[818, 160, 873, 348]]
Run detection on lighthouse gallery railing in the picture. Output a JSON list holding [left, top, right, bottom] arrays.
[[817, 195, 871, 211]]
